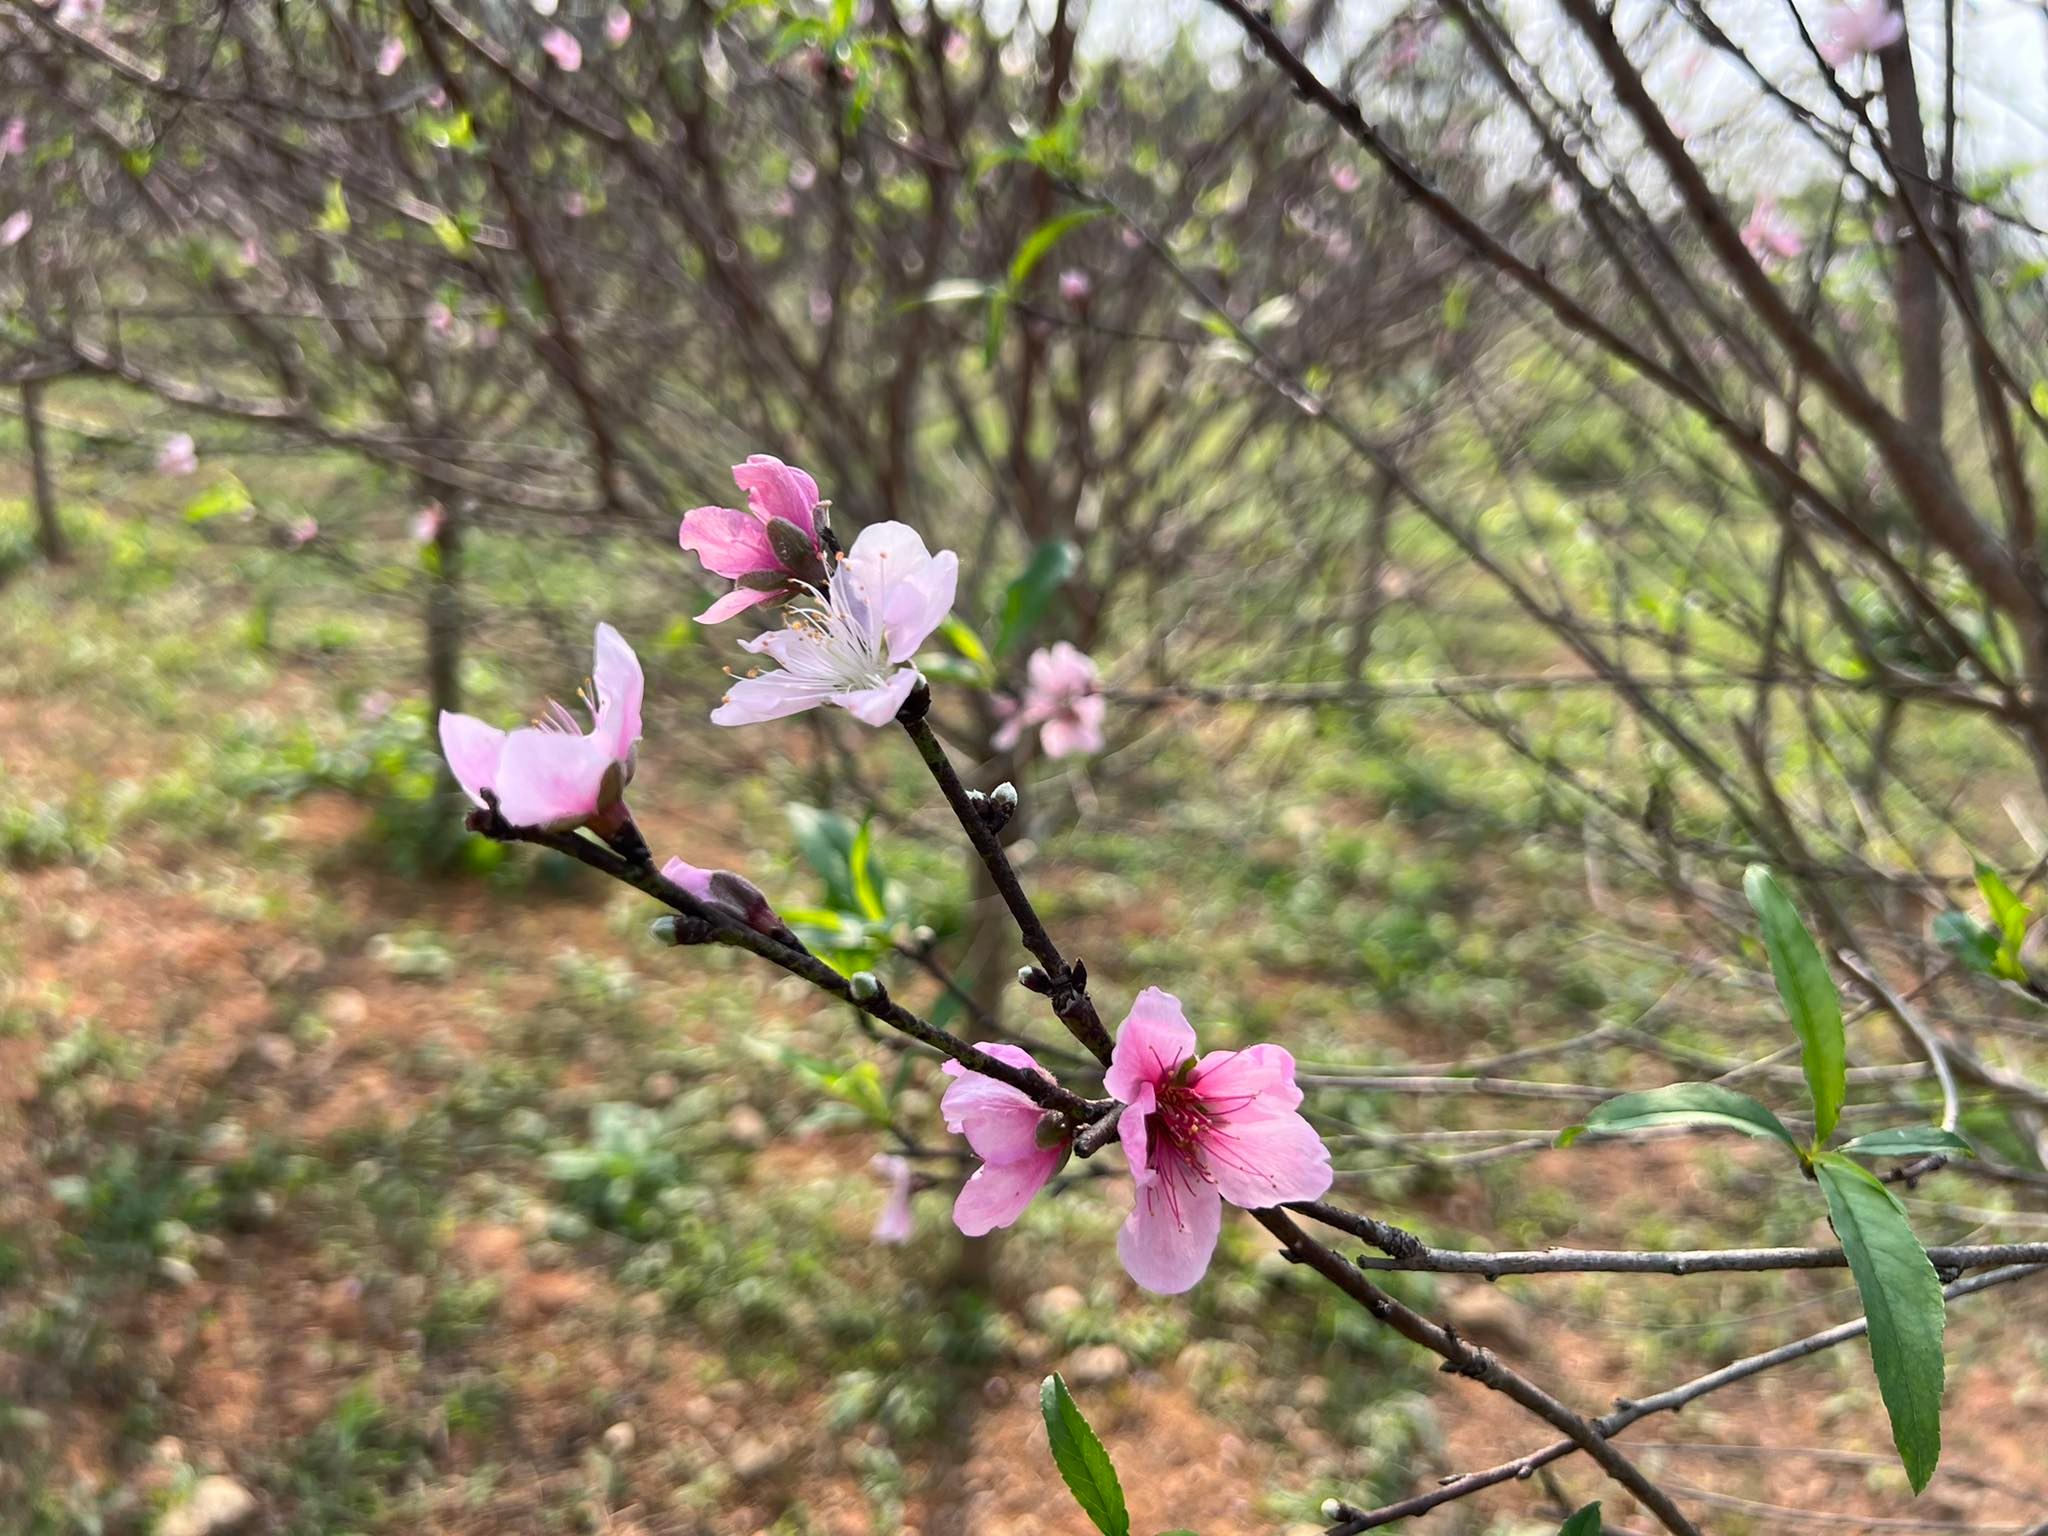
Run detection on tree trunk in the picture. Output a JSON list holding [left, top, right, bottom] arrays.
[[1878, 26, 1944, 449], [22, 379, 67, 564], [426, 497, 463, 754]]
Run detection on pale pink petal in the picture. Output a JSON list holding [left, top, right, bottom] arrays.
[[1205, 1109, 1332, 1211], [604, 5, 631, 45], [680, 504, 780, 579], [731, 455, 820, 539], [991, 704, 1025, 753], [832, 669, 922, 726], [941, 1043, 1058, 1164], [872, 1154, 914, 1244], [710, 671, 840, 726], [0, 209, 28, 249], [953, 1147, 1061, 1236], [1117, 1079, 1156, 1186], [491, 726, 610, 828], [541, 26, 582, 70], [1191, 1042, 1303, 1115], [1038, 711, 1092, 760], [695, 586, 782, 624], [591, 622, 643, 760], [1117, 1153, 1222, 1294], [376, 34, 406, 75], [660, 856, 715, 903], [438, 711, 506, 808], [1105, 986, 1198, 1103], [836, 522, 956, 662]]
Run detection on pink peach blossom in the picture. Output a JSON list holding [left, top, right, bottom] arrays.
[[871, 1154, 914, 1243], [605, 6, 632, 45], [438, 622, 643, 831], [1329, 162, 1362, 193], [541, 26, 582, 71], [375, 34, 406, 76], [0, 209, 30, 248], [412, 502, 445, 544], [1106, 988, 1331, 1294], [288, 516, 319, 548], [659, 855, 795, 942], [0, 118, 26, 161], [1058, 268, 1092, 303], [679, 455, 830, 623], [426, 300, 456, 337], [710, 521, 957, 727], [157, 432, 198, 476], [1741, 197, 1804, 264], [1818, 1, 1904, 66], [941, 1043, 1070, 1236], [993, 643, 1105, 759]]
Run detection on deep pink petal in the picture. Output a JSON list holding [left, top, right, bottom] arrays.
[[1118, 1079, 1156, 1186], [1117, 1153, 1222, 1294], [1105, 986, 1197, 1103], [953, 1147, 1061, 1236], [438, 712, 505, 808], [491, 726, 610, 828], [710, 672, 839, 726], [591, 622, 643, 761], [1205, 1108, 1332, 1211], [832, 669, 921, 727], [940, 1043, 1055, 1164], [680, 505, 779, 579], [660, 856, 715, 903], [731, 455, 820, 540], [1191, 1042, 1303, 1115], [695, 586, 781, 624]]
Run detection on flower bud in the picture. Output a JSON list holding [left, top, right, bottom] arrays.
[[1017, 965, 1052, 994], [1034, 1109, 1072, 1149], [649, 915, 681, 946], [849, 971, 881, 1002], [1320, 1500, 1344, 1523]]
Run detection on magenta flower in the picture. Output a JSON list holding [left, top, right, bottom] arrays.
[[659, 855, 796, 942], [871, 1154, 914, 1244], [1106, 988, 1331, 1294], [541, 26, 582, 71], [679, 455, 831, 623], [0, 209, 31, 249], [157, 433, 198, 476], [605, 6, 632, 45], [993, 642, 1105, 760], [375, 34, 406, 75], [438, 622, 643, 831], [941, 1043, 1070, 1236], [1058, 268, 1092, 303], [710, 522, 957, 727], [1741, 198, 1804, 264], [1819, 1, 1904, 65]]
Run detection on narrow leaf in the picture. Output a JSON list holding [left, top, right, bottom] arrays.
[[1744, 865, 1847, 1144], [1007, 207, 1105, 289], [1974, 862, 2031, 982], [995, 539, 1083, 659], [1040, 1374, 1129, 1536], [1814, 1153, 1946, 1492], [1558, 1505, 1603, 1536], [1933, 910, 2001, 979], [848, 819, 886, 923], [1839, 1127, 1974, 1160], [1559, 1082, 1800, 1151]]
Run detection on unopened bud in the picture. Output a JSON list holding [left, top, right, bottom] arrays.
[[1017, 965, 1052, 994], [991, 781, 1018, 813], [849, 971, 881, 1002], [974, 781, 1019, 832], [1034, 1109, 1072, 1149], [1320, 1500, 1344, 1523], [649, 915, 681, 946]]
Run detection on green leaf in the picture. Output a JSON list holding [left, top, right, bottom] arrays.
[[315, 177, 351, 235], [940, 615, 994, 671], [1559, 1082, 1801, 1151], [1558, 1505, 1603, 1536], [182, 479, 254, 523], [995, 539, 1083, 660], [1974, 862, 2031, 982], [848, 819, 886, 923], [1934, 910, 2002, 978], [786, 803, 862, 914], [1040, 1374, 1129, 1536], [1839, 1127, 1974, 1160], [1007, 207, 1106, 290], [1813, 1153, 1946, 1492], [1744, 865, 1847, 1145]]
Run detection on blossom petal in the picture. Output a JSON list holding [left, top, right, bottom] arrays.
[[1118, 1079, 1156, 1186], [660, 856, 715, 903], [680, 505, 779, 580], [591, 622, 643, 761], [1205, 1109, 1332, 1211], [1105, 986, 1198, 1103], [953, 1147, 1061, 1236], [840, 522, 957, 663], [710, 671, 840, 726], [491, 726, 610, 827], [872, 1154, 914, 1244], [438, 712, 506, 808], [1191, 1042, 1303, 1115], [695, 586, 781, 624], [732, 455, 820, 539], [940, 1042, 1054, 1164], [1117, 1154, 1222, 1294], [831, 668, 921, 726]]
